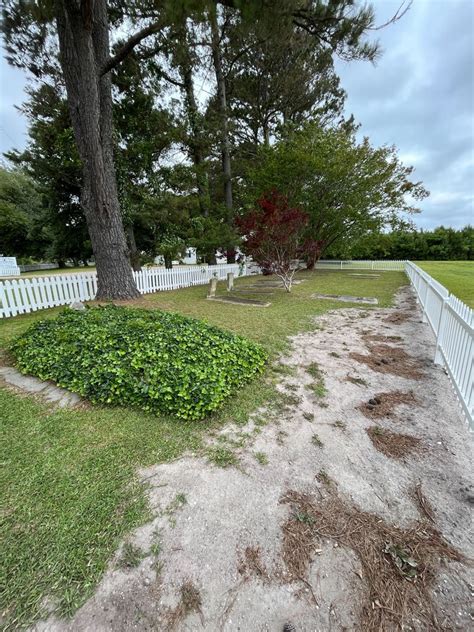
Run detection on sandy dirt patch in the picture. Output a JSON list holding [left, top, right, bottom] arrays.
[[31, 286, 473, 632]]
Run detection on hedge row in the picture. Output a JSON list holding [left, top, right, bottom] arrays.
[[11, 306, 267, 420]]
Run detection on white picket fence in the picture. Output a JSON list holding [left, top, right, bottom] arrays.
[[316, 259, 406, 271], [0, 263, 247, 319], [405, 261, 473, 429]]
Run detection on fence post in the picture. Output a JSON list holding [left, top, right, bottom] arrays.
[[422, 280, 431, 323], [434, 297, 450, 365]]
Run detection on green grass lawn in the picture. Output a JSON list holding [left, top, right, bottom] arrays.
[[0, 270, 407, 628], [0, 265, 97, 280], [416, 261, 474, 307]]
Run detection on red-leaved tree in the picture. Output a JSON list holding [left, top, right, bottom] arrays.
[[236, 191, 308, 292]]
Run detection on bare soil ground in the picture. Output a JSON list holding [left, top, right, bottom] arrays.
[[32, 287, 473, 632]]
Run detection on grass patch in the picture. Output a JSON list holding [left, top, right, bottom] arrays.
[[346, 374, 368, 387], [118, 542, 144, 569], [316, 468, 332, 487], [163, 493, 187, 527], [206, 446, 239, 468], [254, 451, 269, 465], [0, 270, 406, 628], [305, 362, 327, 398], [416, 261, 474, 307], [311, 433, 324, 448], [0, 388, 203, 628]]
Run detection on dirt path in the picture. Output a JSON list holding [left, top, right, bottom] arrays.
[[32, 287, 473, 632]]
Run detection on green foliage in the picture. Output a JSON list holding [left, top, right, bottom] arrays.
[[333, 226, 474, 261], [5, 85, 91, 265], [242, 122, 429, 266], [11, 306, 267, 420], [0, 166, 44, 257]]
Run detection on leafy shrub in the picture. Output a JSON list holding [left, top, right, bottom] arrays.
[[11, 306, 267, 420]]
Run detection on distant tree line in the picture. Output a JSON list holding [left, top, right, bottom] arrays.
[[326, 226, 474, 261]]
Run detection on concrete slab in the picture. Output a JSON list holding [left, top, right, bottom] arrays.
[[311, 293, 378, 305], [231, 288, 275, 295], [0, 366, 82, 408], [0, 366, 49, 393]]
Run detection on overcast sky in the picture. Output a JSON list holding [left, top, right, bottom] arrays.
[[0, 0, 473, 230]]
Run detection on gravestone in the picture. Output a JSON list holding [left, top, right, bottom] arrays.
[[70, 301, 86, 311], [227, 272, 234, 292], [207, 277, 218, 298]]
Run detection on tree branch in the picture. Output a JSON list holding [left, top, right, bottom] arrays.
[[158, 68, 185, 88], [370, 1, 412, 30], [101, 21, 163, 76]]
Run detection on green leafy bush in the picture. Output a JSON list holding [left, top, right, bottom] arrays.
[[11, 306, 267, 419]]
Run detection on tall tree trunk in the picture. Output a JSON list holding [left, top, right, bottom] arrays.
[[55, 0, 139, 300], [305, 255, 317, 270], [125, 223, 141, 271], [178, 38, 210, 218], [205, 252, 217, 266], [209, 7, 235, 264], [175, 18, 216, 265]]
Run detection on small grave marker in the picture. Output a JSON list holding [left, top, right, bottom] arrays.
[[207, 277, 218, 298]]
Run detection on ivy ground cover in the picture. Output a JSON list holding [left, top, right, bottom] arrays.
[[11, 306, 267, 420]]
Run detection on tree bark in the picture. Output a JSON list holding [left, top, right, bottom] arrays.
[[209, 7, 235, 264], [306, 254, 316, 270], [176, 21, 210, 218], [55, 0, 139, 300], [205, 252, 217, 266], [125, 223, 141, 271]]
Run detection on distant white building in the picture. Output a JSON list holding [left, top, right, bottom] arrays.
[[182, 248, 197, 265], [153, 247, 245, 266], [154, 247, 197, 266], [0, 256, 20, 276]]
